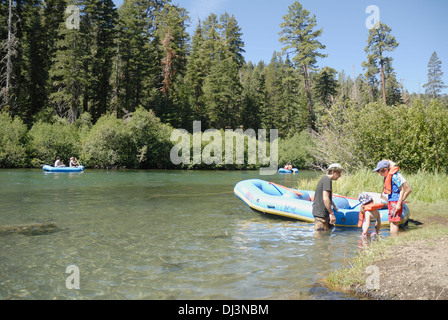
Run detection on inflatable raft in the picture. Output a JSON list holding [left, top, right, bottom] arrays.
[[234, 179, 410, 228], [43, 165, 85, 172], [278, 168, 299, 174]]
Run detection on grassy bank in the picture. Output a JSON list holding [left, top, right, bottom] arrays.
[[300, 169, 448, 296], [326, 219, 448, 292], [296, 168, 448, 203]]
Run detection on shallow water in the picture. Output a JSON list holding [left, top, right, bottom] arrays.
[[0, 169, 370, 300]]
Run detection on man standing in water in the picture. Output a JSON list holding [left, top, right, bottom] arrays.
[[312, 163, 344, 232]]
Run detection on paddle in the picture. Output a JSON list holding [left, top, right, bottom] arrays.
[[269, 182, 284, 195], [269, 182, 304, 196]]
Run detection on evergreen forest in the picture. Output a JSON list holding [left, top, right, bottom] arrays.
[[1, 0, 447, 172]]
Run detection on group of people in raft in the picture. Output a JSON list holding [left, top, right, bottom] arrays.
[[310, 160, 411, 238], [54, 156, 80, 168]]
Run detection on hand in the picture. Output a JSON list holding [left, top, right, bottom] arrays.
[[330, 214, 336, 225], [390, 203, 398, 218]]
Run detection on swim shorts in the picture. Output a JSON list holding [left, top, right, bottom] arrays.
[[388, 201, 403, 223]]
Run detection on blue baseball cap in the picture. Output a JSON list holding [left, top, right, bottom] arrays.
[[373, 160, 389, 172]]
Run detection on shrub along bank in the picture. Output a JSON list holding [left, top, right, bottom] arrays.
[[2, 108, 314, 170], [2, 98, 448, 172]]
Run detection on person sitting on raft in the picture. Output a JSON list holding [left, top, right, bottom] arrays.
[[284, 163, 293, 170], [358, 193, 382, 240], [69, 157, 79, 167], [54, 157, 65, 167]]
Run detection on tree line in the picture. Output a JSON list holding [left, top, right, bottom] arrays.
[[1, 0, 447, 171]]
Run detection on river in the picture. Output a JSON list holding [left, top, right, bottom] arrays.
[[0, 169, 366, 300]]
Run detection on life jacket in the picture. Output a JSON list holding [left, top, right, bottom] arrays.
[[358, 202, 385, 227], [383, 166, 400, 195]]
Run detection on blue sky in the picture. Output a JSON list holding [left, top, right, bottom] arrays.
[[113, 0, 448, 94]]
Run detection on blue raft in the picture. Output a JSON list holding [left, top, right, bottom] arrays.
[[43, 165, 85, 172], [234, 179, 410, 228], [278, 168, 299, 174]]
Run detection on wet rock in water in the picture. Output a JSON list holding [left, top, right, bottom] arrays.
[[0, 222, 60, 236]]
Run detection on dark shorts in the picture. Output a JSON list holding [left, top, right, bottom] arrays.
[[314, 217, 333, 231]]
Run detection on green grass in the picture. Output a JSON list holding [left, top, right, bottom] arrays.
[[297, 168, 448, 204]]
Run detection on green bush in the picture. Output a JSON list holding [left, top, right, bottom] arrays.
[[126, 107, 174, 169], [80, 109, 174, 169], [28, 118, 81, 167], [278, 130, 315, 169], [314, 99, 448, 173], [0, 112, 28, 168], [80, 114, 135, 168]]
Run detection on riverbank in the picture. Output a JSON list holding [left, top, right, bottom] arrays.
[[294, 170, 448, 299], [325, 205, 448, 300]]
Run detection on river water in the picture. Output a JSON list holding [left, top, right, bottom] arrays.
[[0, 169, 367, 300]]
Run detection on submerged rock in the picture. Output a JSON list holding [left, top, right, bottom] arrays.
[[0, 222, 60, 236]]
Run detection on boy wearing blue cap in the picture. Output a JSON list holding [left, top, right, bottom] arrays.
[[373, 160, 411, 235]]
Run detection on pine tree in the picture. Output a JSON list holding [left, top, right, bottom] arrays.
[[281, 55, 307, 136], [155, 4, 188, 98], [47, 0, 117, 123], [188, 12, 244, 129], [220, 12, 245, 68], [115, 0, 166, 116], [383, 57, 402, 106], [364, 22, 399, 105], [154, 3, 189, 127], [423, 51, 447, 99], [85, 0, 118, 122], [203, 51, 241, 128], [361, 53, 380, 102], [313, 67, 339, 109], [240, 61, 262, 130], [48, 0, 86, 123], [261, 52, 282, 132], [279, 0, 326, 131], [40, 0, 68, 117], [0, 0, 18, 112], [185, 20, 209, 124], [17, 0, 47, 123]]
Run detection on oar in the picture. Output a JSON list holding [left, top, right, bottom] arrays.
[[269, 183, 284, 195], [269, 182, 304, 196]]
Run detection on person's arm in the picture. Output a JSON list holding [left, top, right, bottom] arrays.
[[396, 182, 411, 211], [376, 211, 381, 233], [323, 190, 333, 213], [362, 211, 371, 236], [323, 190, 336, 224]]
